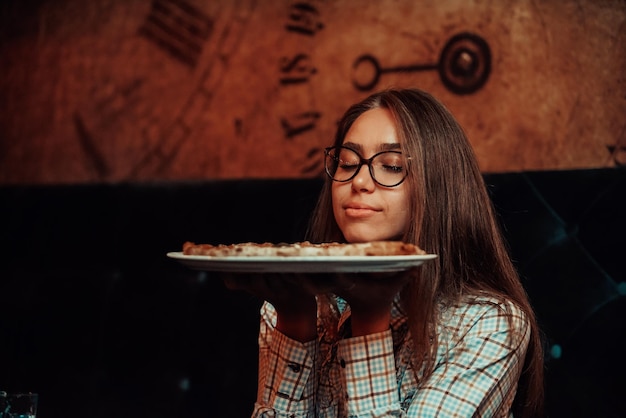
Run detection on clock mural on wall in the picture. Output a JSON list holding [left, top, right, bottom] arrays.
[[0, 0, 625, 184]]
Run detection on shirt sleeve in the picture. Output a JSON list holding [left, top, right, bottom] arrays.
[[407, 301, 531, 417], [252, 302, 318, 418], [337, 329, 403, 417]]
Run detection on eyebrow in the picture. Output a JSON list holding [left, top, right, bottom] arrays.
[[342, 141, 402, 152]]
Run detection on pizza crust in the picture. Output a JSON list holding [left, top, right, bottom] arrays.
[[182, 241, 425, 257]]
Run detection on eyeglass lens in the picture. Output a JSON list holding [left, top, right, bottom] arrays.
[[325, 147, 408, 187]]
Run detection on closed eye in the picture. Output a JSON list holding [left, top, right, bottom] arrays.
[[381, 164, 404, 173], [339, 162, 359, 168], [338, 158, 359, 170]]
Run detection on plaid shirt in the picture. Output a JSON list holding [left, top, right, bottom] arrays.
[[252, 295, 530, 418]]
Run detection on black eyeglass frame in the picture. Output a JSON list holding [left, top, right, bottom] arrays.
[[324, 146, 410, 187]]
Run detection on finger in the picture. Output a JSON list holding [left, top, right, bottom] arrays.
[[335, 273, 358, 290], [296, 273, 341, 294], [262, 274, 287, 295], [222, 272, 243, 290]]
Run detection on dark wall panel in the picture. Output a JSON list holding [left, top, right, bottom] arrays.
[[1, 170, 624, 417]]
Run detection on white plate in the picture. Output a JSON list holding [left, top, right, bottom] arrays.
[[167, 252, 438, 273]]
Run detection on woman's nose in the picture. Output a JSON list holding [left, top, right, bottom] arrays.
[[351, 163, 375, 191]]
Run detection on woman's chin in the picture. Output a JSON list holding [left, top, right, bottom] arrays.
[[342, 229, 398, 243]]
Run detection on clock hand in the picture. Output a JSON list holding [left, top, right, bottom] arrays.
[[352, 54, 437, 91], [352, 32, 491, 96], [438, 32, 491, 95]]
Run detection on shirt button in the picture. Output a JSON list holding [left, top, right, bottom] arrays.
[[287, 363, 301, 373], [340, 358, 346, 368]]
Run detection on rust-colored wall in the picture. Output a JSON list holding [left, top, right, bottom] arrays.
[[1, 0, 625, 184]]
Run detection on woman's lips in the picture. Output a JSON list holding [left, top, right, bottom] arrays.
[[344, 204, 380, 218]]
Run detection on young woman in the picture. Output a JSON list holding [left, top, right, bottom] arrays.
[[226, 88, 544, 417]]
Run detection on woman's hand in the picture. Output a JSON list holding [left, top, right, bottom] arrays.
[[330, 268, 418, 337], [222, 273, 318, 342], [220, 267, 418, 339]]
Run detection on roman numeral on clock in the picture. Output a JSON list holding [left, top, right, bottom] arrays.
[[140, 0, 213, 67]]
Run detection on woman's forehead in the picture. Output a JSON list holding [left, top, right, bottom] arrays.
[[343, 108, 400, 151]]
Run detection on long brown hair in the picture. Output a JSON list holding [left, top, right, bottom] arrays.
[[307, 88, 544, 417]]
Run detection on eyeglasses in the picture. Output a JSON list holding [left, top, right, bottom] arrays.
[[324, 146, 410, 187]]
